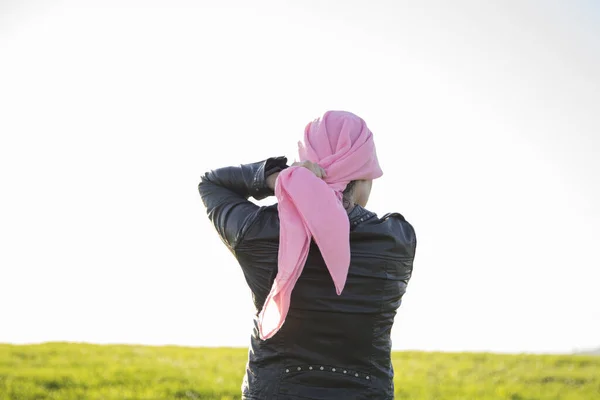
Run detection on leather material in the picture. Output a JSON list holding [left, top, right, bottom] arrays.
[[199, 157, 417, 399]]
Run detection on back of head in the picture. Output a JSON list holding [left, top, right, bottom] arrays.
[[299, 111, 383, 188]]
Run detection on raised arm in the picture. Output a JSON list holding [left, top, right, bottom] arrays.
[[198, 156, 288, 250]]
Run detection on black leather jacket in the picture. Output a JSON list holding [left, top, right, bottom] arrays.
[[198, 157, 417, 400]]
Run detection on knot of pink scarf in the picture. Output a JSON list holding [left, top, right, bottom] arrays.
[[258, 111, 383, 340]]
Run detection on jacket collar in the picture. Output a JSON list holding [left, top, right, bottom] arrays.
[[348, 205, 376, 227]]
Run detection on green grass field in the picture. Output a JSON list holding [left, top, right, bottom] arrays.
[[0, 343, 598, 399]]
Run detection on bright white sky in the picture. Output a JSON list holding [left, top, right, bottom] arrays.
[[1, 0, 599, 354]]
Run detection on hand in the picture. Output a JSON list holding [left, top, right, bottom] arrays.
[[291, 160, 327, 179], [266, 172, 280, 191], [267, 160, 327, 191]]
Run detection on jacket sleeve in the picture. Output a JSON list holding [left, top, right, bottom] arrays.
[[198, 156, 288, 250]]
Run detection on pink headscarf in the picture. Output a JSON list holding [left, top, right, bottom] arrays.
[[257, 111, 383, 340]]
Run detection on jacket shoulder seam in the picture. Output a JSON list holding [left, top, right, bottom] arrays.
[[232, 205, 275, 250]]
